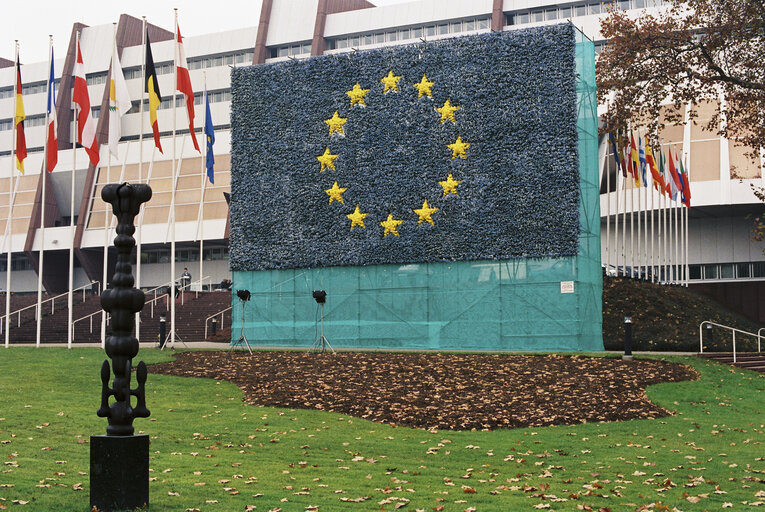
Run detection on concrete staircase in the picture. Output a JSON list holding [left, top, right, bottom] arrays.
[[698, 352, 765, 373]]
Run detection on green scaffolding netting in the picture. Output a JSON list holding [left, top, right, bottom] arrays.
[[231, 31, 602, 351]]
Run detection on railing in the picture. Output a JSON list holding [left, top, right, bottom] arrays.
[[205, 306, 232, 340], [71, 277, 214, 341], [177, 276, 212, 305], [699, 321, 762, 364], [0, 281, 100, 335], [758, 328, 764, 354]]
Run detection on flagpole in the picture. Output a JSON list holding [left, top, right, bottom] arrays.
[[136, 16, 147, 342], [170, 8, 179, 347], [684, 152, 690, 287], [36, 36, 54, 347], [650, 171, 655, 283], [68, 32, 80, 349], [199, 73, 207, 294], [5, 41, 19, 349], [102, 23, 118, 348], [613, 162, 619, 277], [603, 137, 610, 274]]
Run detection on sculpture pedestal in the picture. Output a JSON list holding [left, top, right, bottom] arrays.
[[90, 435, 149, 512]]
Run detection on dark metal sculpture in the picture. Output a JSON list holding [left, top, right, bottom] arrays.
[[97, 182, 152, 435]]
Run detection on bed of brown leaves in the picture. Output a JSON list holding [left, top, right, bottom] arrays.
[[149, 352, 698, 431]]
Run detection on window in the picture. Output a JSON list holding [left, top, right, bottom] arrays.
[[464, 20, 475, 31], [450, 21, 461, 33], [532, 10, 544, 22], [575, 5, 587, 16], [438, 23, 449, 35], [477, 18, 490, 30], [546, 8, 558, 20], [337, 38, 348, 49], [363, 35, 372, 45], [412, 27, 423, 38], [703, 264, 718, 279], [559, 6, 572, 18], [753, 262, 765, 277], [618, 0, 631, 9], [350, 36, 360, 47], [375, 32, 385, 43], [387, 31, 398, 41], [425, 25, 436, 37], [689, 265, 702, 280], [633, 0, 646, 7], [399, 28, 410, 40], [720, 263, 734, 279], [736, 263, 751, 278], [588, 2, 602, 14]]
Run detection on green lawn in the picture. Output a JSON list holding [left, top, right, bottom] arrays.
[[0, 348, 763, 511]]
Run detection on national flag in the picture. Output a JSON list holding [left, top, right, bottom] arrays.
[[629, 132, 641, 187], [145, 32, 163, 153], [108, 44, 132, 157], [645, 140, 664, 194], [638, 134, 648, 187], [204, 90, 215, 184], [667, 146, 682, 200], [608, 132, 624, 179], [46, 49, 58, 172], [658, 147, 671, 196], [73, 40, 100, 166], [176, 25, 200, 152], [679, 155, 691, 207], [15, 61, 27, 174]]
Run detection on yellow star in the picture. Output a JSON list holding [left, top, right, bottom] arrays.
[[346, 82, 370, 107], [346, 205, 369, 230], [436, 99, 460, 124], [325, 111, 347, 136], [413, 74, 434, 98], [380, 213, 404, 237], [316, 147, 338, 172], [380, 70, 402, 93], [413, 199, 439, 225], [447, 135, 470, 159], [439, 173, 462, 197], [325, 181, 347, 204]]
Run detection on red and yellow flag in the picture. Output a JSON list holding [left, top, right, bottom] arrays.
[[15, 61, 27, 174]]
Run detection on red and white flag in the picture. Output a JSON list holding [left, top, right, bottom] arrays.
[[73, 40, 100, 166], [176, 25, 199, 152]]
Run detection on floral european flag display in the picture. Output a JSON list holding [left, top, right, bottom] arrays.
[[230, 24, 579, 271]]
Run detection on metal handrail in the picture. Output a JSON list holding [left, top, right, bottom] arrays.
[[72, 286, 172, 339], [176, 276, 212, 305], [699, 321, 762, 364], [205, 306, 232, 339], [0, 281, 100, 335], [757, 328, 764, 354]]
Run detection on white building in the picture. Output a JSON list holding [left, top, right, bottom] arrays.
[[1, 0, 762, 319]]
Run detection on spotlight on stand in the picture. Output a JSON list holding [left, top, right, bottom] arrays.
[[311, 290, 333, 353], [230, 289, 252, 354]]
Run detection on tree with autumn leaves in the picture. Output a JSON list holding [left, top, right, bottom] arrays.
[[597, 0, 765, 247], [597, 0, 764, 152]]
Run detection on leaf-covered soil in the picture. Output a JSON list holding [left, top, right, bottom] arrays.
[[149, 351, 698, 431], [603, 276, 762, 352]]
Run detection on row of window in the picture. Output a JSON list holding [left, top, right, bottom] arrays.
[[326, 16, 491, 51], [121, 49, 255, 81], [270, 42, 312, 59], [141, 246, 229, 264], [506, 0, 666, 25], [689, 262, 765, 281], [0, 79, 62, 99]]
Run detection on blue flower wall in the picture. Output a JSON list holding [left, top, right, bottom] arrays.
[[230, 24, 579, 271]]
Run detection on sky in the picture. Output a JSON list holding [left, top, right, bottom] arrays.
[[2, 0, 409, 64]]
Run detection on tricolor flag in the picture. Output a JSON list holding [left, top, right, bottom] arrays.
[[145, 32, 163, 153], [637, 134, 648, 187], [658, 147, 671, 196], [679, 155, 691, 207], [667, 146, 682, 201], [15, 61, 27, 174], [645, 140, 664, 194], [629, 132, 641, 187], [46, 49, 58, 172], [608, 132, 624, 179], [176, 25, 200, 152], [204, 90, 215, 184], [108, 44, 132, 158], [73, 40, 100, 166]]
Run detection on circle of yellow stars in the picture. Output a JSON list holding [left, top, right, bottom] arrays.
[[315, 71, 471, 237]]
